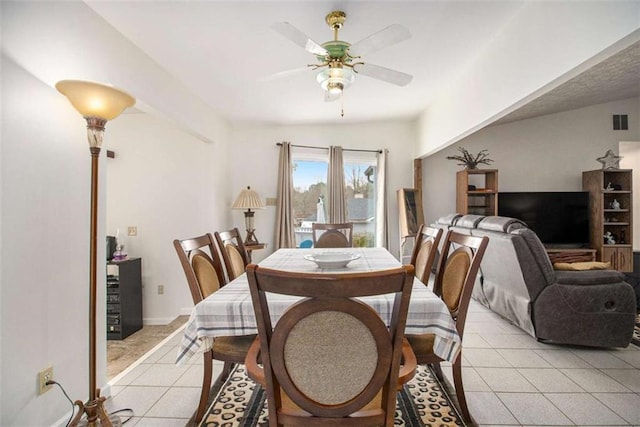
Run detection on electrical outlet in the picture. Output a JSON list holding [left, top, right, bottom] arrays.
[[38, 366, 53, 395], [158, 284, 164, 295], [127, 226, 137, 236], [266, 197, 277, 206]]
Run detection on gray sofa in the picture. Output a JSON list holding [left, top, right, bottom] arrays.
[[433, 214, 637, 347]]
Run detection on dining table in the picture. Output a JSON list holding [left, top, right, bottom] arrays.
[[176, 247, 461, 366]]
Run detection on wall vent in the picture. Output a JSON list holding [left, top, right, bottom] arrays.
[[613, 114, 628, 130]]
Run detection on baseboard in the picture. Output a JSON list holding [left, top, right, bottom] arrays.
[[142, 308, 192, 325], [143, 316, 178, 325]]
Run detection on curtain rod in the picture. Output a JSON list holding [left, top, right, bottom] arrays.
[[276, 142, 382, 154]]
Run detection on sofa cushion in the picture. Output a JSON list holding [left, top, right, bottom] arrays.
[[456, 214, 485, 229], [436, 213, 462, 226], [478, 216, 527, 233], [554, 261, 611, 271]]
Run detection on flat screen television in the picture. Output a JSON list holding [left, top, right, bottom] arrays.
[[497, 191, 590, 248]]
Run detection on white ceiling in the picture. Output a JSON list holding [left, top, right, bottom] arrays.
[[86, 1, 527, 125], [79, 1, 640, 131]]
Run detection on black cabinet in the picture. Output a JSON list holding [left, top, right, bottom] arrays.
[[107, 258, 142, 340]]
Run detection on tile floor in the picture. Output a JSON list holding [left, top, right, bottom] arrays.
[[105, 300, 640, 426]]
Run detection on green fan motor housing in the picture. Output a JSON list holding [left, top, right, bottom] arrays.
[[317, 40, 352, 62]]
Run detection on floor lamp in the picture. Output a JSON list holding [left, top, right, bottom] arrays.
[[56, 80, 135, 426]]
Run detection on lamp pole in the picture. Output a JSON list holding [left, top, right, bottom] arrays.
[[56, 80, 135, 427], [71, 119, 114, 427], [89, 144, 99, 402]]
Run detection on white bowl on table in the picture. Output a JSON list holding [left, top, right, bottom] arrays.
[[304, 252, 361, 269]]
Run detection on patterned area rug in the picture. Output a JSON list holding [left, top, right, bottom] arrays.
[[198, 364, 465, 427], [633, 314, 640, 347]]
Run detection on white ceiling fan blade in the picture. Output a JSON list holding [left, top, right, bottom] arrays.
[[258, 66, 311, 82], [354, 63, 413, 86], [348, 24, 411, 57], [271, 22, 328, 56]]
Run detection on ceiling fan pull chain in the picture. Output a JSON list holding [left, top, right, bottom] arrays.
[[340, 92, 345, 117]]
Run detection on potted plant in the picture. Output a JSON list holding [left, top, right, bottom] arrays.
[[446, 147, 494, 169]]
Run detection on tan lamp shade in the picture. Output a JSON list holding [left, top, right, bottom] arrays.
[[233, 186, 264, 245], [232, 186, 265, 210], [56, 80, 135, 120]]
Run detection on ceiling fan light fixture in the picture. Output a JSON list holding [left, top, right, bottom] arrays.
[[327, 81, 344, 95], [270, 10, 413, 106], [316, 67, 355, 93]]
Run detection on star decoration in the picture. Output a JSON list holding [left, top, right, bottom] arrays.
[[597, 149, 623, 170]]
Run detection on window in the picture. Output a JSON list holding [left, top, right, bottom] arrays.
[[344, 151, 377, 247], [293, 159, 328, 223], [291, 148, 378, 248], [292, 148, 328, 248]]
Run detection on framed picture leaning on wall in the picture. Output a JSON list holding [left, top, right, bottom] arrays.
[[397, 188, 424, 238]]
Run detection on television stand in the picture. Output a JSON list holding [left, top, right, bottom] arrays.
[[545, 248, 596, 264]]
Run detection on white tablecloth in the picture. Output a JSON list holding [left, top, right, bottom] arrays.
[[176, 247, 461, 365]]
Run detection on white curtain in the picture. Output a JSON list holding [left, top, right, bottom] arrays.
[[274, 142, 295, 248], [327, 145, 347, 223], [376, 149, 389, 248]]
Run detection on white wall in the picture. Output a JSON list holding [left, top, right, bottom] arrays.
[[422, 97, 640, 225], [2, 0, 227, 146], [231, 121, 417, 259], [106, 114, 231, 324], [416, 2, 640, 157], [2, 0, 234, 362], [0, 55, 233, 427], [1, 56, 102, 425]]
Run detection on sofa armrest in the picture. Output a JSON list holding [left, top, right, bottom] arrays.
[[534, 281, 636, 347], [554, 269, 625, 286]]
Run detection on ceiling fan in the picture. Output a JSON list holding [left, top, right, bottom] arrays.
[[270, 10, 413, 104]]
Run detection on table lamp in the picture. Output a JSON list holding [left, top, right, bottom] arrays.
[[56, 79, 135, 427], [232, 186, 265, 245]]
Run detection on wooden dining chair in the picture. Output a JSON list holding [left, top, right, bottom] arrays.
[[409, 224, 443, 286], [405, 230, 488, 423], [245, 264, 416, 427], [311, 222, 354, 248], [173, 233, 256, 423], [214, 227, 249, 281]]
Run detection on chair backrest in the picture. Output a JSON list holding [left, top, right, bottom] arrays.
[[409, 225, 443, 285], [246, 264, 414, 427], [433, 230, 488, 339], [311, 222, 353, 248], [214, 228, 249, 281], [173, 233, 226, 305]]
